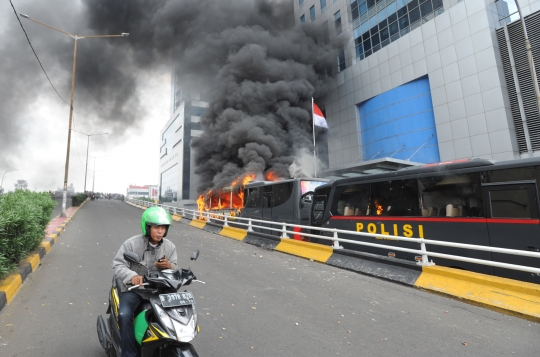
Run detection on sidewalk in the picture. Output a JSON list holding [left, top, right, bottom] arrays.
[[46, 206, 79, 235]]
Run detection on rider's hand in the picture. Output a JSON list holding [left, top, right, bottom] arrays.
[[131, 275, 143, 286], [155, 256, 171, 270]]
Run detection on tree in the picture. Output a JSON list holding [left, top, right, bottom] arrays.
[[15, 180, 28, 190]]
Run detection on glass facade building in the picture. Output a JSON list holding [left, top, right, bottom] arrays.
[[294, 0, 540, 175], [352, 0, 444, 60]]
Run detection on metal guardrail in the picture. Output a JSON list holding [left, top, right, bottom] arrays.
[[129, 199, 540, 275]]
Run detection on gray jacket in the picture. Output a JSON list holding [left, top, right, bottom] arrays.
[[112, 234, 178, 293]]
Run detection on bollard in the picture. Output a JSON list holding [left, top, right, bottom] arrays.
[[247, 218, 254, 232], [332, 229, 343, 249], [281, 224, 289, 239], [416, 239, 435, 266]]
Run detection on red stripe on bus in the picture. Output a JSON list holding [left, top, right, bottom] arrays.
[[329, 216, 539, 224], [486, 218, 540, 224]]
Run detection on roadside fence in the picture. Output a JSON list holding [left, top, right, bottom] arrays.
[[129, 199, 540, 275]]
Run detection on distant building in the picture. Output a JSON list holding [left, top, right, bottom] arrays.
[[127, 185, 159, 199], [158, 60, 206, 204]]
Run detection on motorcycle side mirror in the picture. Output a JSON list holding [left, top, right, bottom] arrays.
[[190, 250, 200, 261], [124, 252, 141, 264]]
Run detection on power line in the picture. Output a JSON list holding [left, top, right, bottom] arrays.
[[8, 0, 70, 105]]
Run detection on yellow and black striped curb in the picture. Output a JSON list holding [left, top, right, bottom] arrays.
[[124, 202, 540, 321], [0, 200, 88, 313]]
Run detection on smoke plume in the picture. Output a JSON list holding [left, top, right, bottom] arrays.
[[1, 0, 339, 192], [85, 0, 339, 192]]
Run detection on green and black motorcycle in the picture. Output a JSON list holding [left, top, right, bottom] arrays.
[[97, 250, 203, 357]]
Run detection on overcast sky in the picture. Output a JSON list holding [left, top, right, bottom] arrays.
[[1, 0, 169, 194]]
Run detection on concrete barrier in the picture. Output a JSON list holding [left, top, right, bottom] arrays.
[[414, 266, 540, 321], [219, 226, 248, 240]]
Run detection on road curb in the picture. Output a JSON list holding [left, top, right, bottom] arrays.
[[124, 202, 540, 321], [0, 199, 87, 314]]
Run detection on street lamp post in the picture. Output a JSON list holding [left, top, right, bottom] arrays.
[[92, 157, 96, 193], [72, 129, 108, 192], [0, 169, 18, 193], [91, 156, 106, 193], [20, 14, 128, 217]]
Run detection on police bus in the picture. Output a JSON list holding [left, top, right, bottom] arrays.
[[241, 178, 329, 237], [311, 158, 540, 283]]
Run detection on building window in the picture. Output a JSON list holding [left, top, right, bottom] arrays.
[[161, 113, 183, 158], [338, 46, 346, 72], [299, 0, 304, 4], [310, 5, 316, 22], [334, 10, 342, 35], [320, 0, 327, 13], [300, 14, 305, 23], [160, 164, 178, 202], [353, 0, 444, 61]]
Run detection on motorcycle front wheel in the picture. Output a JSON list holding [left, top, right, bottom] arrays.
[[158, 344, 199, 357]]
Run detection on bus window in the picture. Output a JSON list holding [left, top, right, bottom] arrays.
[[312, 195, 326, 224], [419, 173, 483, 217], [273, 182, 293, 206], [489, 188, 532, 218], [245, 188, 262, 208], [370, 179, 418, 216], [330, 184, 370, 216], [484, 167, 534, 183], [300, 181, 328, 194]]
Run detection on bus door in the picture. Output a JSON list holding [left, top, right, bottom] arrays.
[[483, 182, 540, 283], [262, 193, 274, 235]]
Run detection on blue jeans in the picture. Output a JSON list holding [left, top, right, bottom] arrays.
[[119, 291, 144, 357]]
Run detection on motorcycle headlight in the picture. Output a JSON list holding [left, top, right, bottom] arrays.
[[154, 304, 175, 333], [172, 316, 196, 343]]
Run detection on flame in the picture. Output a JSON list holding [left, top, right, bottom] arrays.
[[265, 171, 280, 182], [374, 199, 383, 215], [196, 173, 257, 219]]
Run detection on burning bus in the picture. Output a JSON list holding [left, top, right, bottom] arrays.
[[240, 178, 329, 237], [196, 174, 329, 238]]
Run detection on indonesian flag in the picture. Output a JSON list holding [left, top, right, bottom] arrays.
[[313, 102, 328, 128]]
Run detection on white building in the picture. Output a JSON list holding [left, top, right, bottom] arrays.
[[158, 62, 207, 204], [127, 185, 158, 199], [294, 0, 540, 175]]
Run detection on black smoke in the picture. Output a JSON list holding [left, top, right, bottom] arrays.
[[84, 0, 339, 193], [1, 0, 339, 192]]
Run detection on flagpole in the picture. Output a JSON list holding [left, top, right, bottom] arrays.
[[312, 97, 317, 177]]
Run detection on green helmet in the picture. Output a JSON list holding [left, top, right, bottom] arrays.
[[141, 207, 173, 237]]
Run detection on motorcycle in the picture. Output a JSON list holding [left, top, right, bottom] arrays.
[[97, 250, 203, 357]]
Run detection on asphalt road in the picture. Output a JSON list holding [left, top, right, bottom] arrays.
[[0, 200, 539, 357]]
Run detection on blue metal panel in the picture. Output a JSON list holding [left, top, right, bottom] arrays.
[[359, 77, 440, 163]]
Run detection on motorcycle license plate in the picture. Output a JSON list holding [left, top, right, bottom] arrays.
[[159, 292, 195, 308]]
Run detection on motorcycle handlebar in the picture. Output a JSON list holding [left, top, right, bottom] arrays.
[[128, 283, 149, 291]]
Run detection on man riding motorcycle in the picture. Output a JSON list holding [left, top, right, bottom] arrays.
[[113, 207, 177, 357]]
